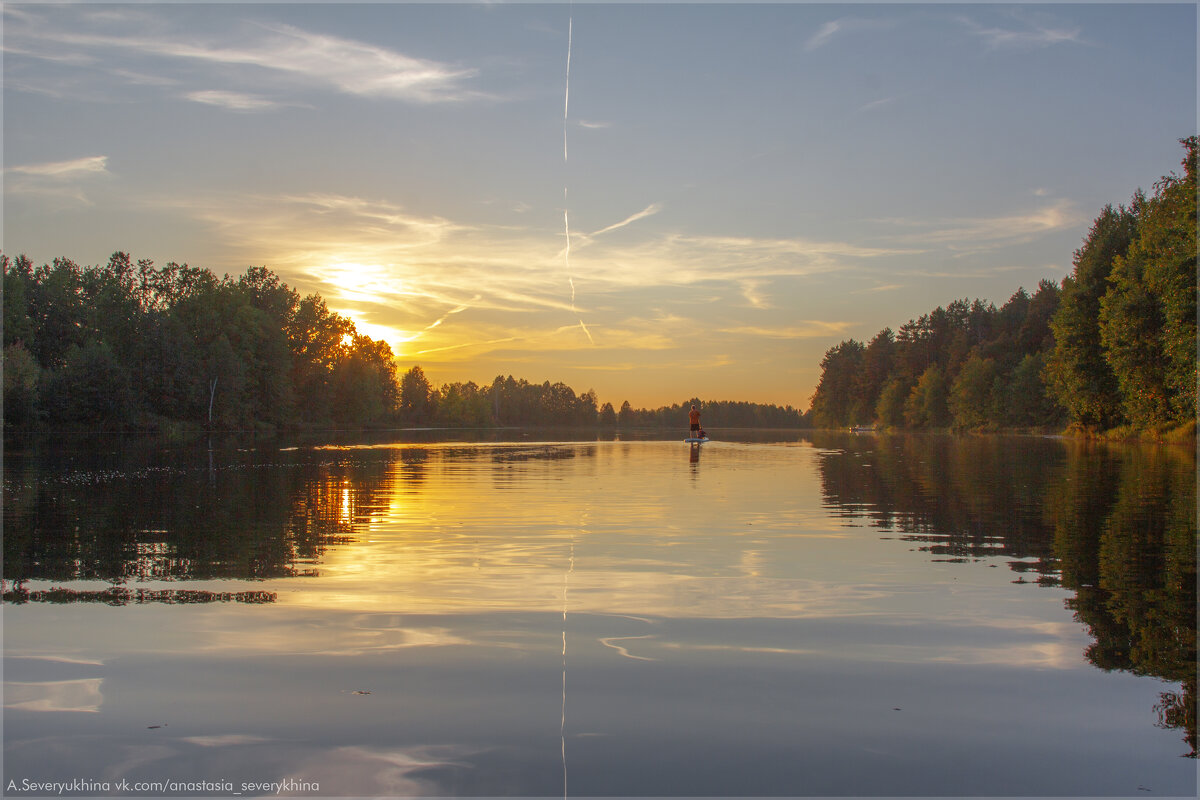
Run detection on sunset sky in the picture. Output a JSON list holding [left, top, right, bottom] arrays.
[[3, 2, 1195, 409]]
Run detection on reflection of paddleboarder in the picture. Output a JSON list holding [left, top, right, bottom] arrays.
[[689, 405, 702, 438]]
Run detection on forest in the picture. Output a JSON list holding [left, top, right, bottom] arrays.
[[1, 255, 802, 432], [808, 137, 1197, 435], [3, 255, 399, 432]]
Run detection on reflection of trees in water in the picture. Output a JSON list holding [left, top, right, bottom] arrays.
[[286, 456, 399, 568], [814, 433, 1061, 573], [2, 439, 401, 584], [487, 444, 590, 489], [2, 586, 276, 604], [1047, 443, 1197, 757], [813, 432, 1197, 757]]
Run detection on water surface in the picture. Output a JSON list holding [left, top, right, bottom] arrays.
[[3, 431, 1195, 797]]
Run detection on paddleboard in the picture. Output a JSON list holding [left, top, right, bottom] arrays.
[[684, 437, 709, 444]]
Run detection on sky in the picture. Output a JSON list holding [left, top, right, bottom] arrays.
[[2, 2, 1196, 409]]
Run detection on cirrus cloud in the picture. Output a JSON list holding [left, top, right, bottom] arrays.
[[3, 7, 486, 106]]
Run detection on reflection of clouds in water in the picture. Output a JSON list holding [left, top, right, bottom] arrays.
[[6, 735, 476, 796], [283, 569, 899, 620], [192, 611, 473, 656], [287, 744, 473, 796], [599, 635, 657, 661], [4, 678, 104, 713], [183, 734, 273, 747], [15, 654, 105, 666], [103, 743, 181, 784], [662, 617, 1085, 670], [922, 641, 1079, 670]]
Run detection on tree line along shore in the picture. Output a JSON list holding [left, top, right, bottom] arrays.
[[4, 138, 1194, 440], [1, 254, 801, 433], [810, 137, 1196, 441]]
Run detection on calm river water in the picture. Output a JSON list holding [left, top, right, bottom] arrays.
[[2, 431, 1196, 797]]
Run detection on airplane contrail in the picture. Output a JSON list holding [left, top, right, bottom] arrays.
[[561, 12, 593, 347], [420, 296, 478, 333], [590, 202, 663, 237], [564, 16, 572, 161], [561, 537, 574, 800]]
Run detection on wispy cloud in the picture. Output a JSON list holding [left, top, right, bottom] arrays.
[[5, 156, 111, 207], [875, 199, 1083, 255], [804, 20, 843, 52], [147, 186, 922, 364], [858, 96, 897, 114], [3, 8, 485, 106], [738, 279, 771, 309], [958, 14, 1085, 50], [804, 17, 893, 52], [185, 90, 292, 112], [236, 22, 484, 103], [719, 321, 856, 339], [7, 156, 109, 178]]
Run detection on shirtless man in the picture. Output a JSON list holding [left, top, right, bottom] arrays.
[[688, 404, 702, 440]]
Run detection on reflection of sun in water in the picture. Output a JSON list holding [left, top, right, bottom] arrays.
[[340, 481, 352, 526]]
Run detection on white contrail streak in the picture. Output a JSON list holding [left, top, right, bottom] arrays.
[[565, 205, 573, 304], [564, 16, 572, 161], [561, 537, 574, 800], [561, 12, 592, 348], [419, 296, 478, 333], [590, 202, 663, 237]]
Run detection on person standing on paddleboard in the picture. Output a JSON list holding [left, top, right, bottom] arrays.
[[689, 404, 702, 439]]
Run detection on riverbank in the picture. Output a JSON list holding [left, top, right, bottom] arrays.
[[1063, 419, 1196, 445]]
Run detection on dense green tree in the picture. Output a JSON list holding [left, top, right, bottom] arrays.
[[42, 341, 135, 426], [853, 328, 895, 423], [805, 136, 1193, 435], [435, 381, 491, 427], [237, 265, 300, 328], [875, 378, 910, 428], [25, 258, 88, 369], [578, 389, 600, 426], [903, 365, 950, 428], [1099, 137, 1197, 429], [810, 339, 865, 428], [1045, 204, 1138, 428], [288, 294, 354, 423], [399, 365, 436, 424], [3, 343, 41, 427], [332, 335, 398, 426], [2, 256, 35, 348], [2, 255, 398, 431], [1003, 352, 1060, 428], [949, 354, 999, 429], [617, 400, 634, 427]]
